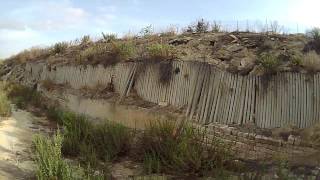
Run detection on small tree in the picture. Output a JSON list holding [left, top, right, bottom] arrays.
[[307, 27, 320, 41], [195, 18, 209, 33]]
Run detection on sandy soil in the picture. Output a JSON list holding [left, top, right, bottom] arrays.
[[0, 108, 48, 180]]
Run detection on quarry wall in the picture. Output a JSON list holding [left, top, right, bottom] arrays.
[[13, 60, 320, 129]]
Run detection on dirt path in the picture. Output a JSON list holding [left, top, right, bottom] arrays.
[[0, 108, 49, 180]]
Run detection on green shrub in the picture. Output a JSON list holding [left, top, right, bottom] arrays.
[[139, 120, 232, 175], [81, 35, 92, 45], [53, 42, 68, 54], [147, 43, 176, 60], [195, 18, 210, 33], [79, 44, 107, 62], [139, 25, 154, 37], [5, 83, 43, 109], [0, 92, 11, 117], [110, 41, 136, 61], [57, 110, 132, 167], [258, 53, 280, 73], [33, 131, 73, 180], [91, 122, 132, 161], [101, 33, 117, 42]]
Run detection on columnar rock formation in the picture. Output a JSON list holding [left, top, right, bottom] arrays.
[[4, 60, 320, 129]]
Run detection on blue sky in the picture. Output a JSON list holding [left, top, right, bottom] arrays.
[[0, 0, 319, 58]]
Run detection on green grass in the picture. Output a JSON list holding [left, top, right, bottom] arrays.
[[0, 91, 11, 117], [46, 108, 133, 168], [139, 120, 232, 176], [5, 83, 43, 109], [146, 43, 176, 60], [33, 131, 73, 180]]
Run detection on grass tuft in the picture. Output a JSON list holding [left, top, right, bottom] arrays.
[[33, 131, 73, 180], [139, 120, 232, 175]]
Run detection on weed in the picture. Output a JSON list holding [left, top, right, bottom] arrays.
[[195, 18, 210, 33], [53, 42, 68, 54], [0, 91, 11, 117], [139, 25, 154, 37], [302, 51, 320, 72], [33, 131, 73, 180], [139, 120, 232, 176], [10, 47, 51, 63], [258, 53, 280, 73], [147, 43, 176, 60], [101, 33, 117, 43], [211, 21, 221, 33], [79, 44, 108, 62], [81, 35, 92, 45], [110, 41, 136, 61]]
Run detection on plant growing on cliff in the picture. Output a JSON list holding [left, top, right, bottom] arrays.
[[302, 51, 320, 72], [147, 43, 176, 60], [101, 33, 117, 42], [53, 42, 69, 54], [258, 53, 280, 73], [110, 41, 136, 61]]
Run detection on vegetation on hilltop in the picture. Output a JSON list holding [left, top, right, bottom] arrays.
[[3, 19, 320, 75]]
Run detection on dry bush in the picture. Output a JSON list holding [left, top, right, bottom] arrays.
[[41, 79, 55, 91], [79, 44, 108, 62], [302, 51, 320, 72], [11, 47, 51, 63]]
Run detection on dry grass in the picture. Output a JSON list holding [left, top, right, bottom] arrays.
[[302, 51, 320, 72], [41, 79, 55, 91], [10, 47, 51, 63]]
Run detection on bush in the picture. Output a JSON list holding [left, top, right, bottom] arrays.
[[195, 18, 210, 33], [302, 51, 320, 72], [304, 28, 320, 54], [139, 120, 232, 175], [5, 83, 43, 109], [10, 47, 50, 63], [258, 53, 280, 73], [81, 35, 92, 45], [139, 25, 154, 37], [79, 44, 108, 62], [307, 27, 320, 41], [33, 132, 73, 180], [101, 33, 117, 42], [53, 110, 132, 167], [147, 43, 176, 60], [0, 92, 11, 117], [110, 41, 136, 61], [53, 42, 68, 54]]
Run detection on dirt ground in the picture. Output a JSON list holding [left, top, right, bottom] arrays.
[[0, 108, 51, 180]]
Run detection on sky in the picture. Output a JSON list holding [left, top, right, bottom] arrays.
[[0, 0, 320, 59]]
